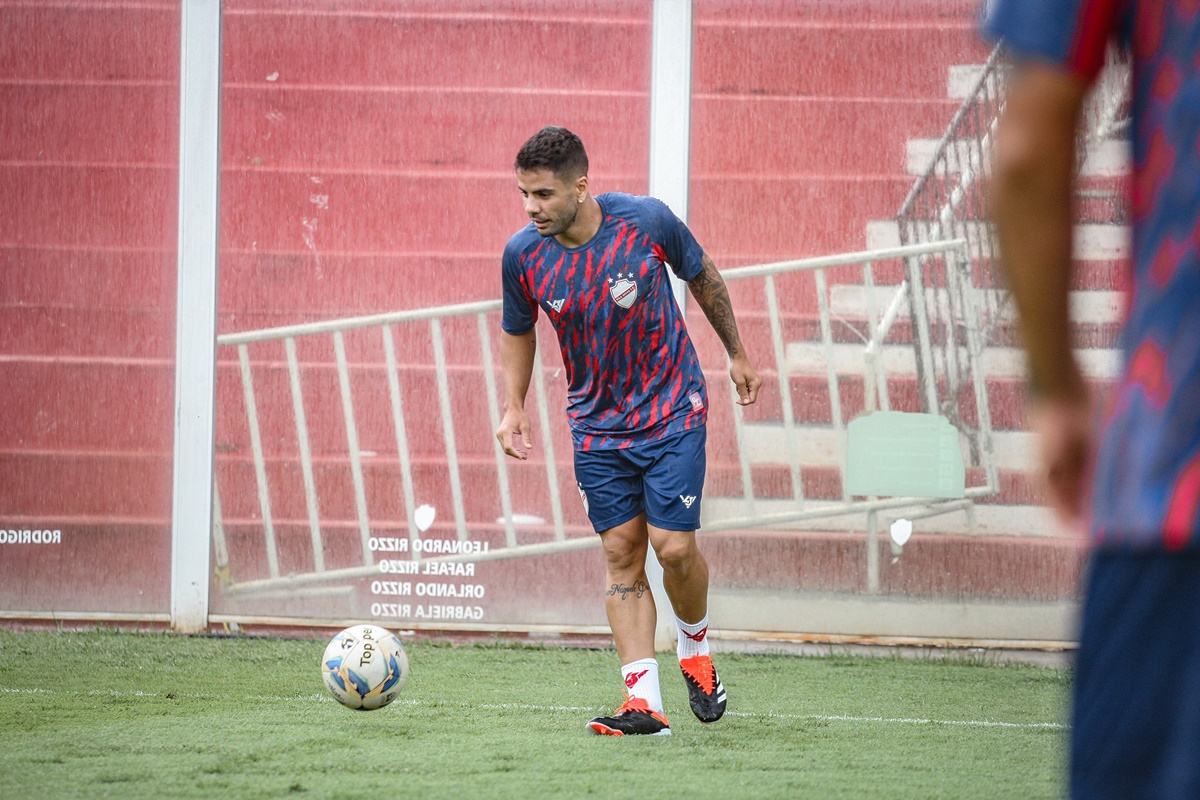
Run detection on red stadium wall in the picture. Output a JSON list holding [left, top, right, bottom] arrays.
[[2, 0, 1075, 629]]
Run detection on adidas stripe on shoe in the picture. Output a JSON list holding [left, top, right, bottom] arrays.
[[680, 654, 727, 723], [587, 696, 671, 737]]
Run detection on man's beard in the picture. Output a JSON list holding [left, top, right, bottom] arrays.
[[538, 203, 578, 238]]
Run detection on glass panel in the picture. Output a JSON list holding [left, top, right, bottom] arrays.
[[212, 0, 653, 626], [0, 2, 181, 618], [687, 0, 1103, 644]]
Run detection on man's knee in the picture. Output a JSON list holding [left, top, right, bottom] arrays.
[[653, 531, 699, 573], [600, 522, 648, 573]]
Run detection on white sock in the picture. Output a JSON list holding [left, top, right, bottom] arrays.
[[621, 658, 663, 713], [675, 613, 711, 660]]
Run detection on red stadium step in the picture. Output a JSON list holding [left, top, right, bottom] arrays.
[[0, 357, 173, 451], [222, 2, 985, 100], [225, 170, 916, 258], [222, 4, 652, 91], [221, 86, 648, 175], [218, 171, 545, 254], [966, 254, 1126, 293], [217, 253, 500, 316], [0, 85, 176, 165], [0, 247, 175, 310], [0, 5, 177, 82], [691, 175, 916, 258], [218, 89, 954, 177], [0, 307, 175, 359], [693, 97, 963, 176], [0, 451, 172, 521], [696, 0, 982, 25], [693, 19, 989, 100], [0, 165, 175, 250]]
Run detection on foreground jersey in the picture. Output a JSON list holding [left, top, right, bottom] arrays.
[[501, 193, 708, 451], [984, 0, 1200, 551]]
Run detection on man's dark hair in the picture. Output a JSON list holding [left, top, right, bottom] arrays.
[[514, 126, 589, 180]]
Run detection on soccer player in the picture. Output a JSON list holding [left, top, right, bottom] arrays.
[[985, 2, 1200, 797], [496, 126, 761, 736]]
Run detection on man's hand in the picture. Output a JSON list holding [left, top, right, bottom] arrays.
[[730, 353, 761, 406], [496, 408, 533, 460], [1031, 391, 1093, 530]]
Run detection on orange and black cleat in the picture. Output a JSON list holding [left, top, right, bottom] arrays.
[[587, 696, 671, 736], [680, 654, 727, 723]]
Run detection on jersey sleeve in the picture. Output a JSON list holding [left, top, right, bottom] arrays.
[[642, 197, 706, 282], [500, 238, 538, 335], [982, 0, 1126, 82]]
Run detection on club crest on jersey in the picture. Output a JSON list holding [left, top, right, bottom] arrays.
[[609, 277, 638, 309]]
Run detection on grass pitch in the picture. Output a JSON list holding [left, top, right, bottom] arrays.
[[0, 630, 1068, 799]]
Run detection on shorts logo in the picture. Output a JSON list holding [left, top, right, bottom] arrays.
[[577, 483, 590, 515], [548, 298, 565, 313], [608, 276, 638, 309], [679, 495, 696, 509]]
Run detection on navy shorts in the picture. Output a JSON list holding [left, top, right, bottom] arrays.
[[1071, 550, 1200, 799], [573, 426, 706, 534]]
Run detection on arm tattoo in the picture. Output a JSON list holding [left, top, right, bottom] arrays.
[[605, 581, 650, 601], [688, 254, 744, 357]]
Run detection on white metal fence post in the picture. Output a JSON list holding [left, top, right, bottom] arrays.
[[171, 0, 222, 633], [648, 0, 694, 652]]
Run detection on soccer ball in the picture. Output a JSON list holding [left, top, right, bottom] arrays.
[[320, 624, 410, 710]]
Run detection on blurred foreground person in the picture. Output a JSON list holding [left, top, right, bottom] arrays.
[[986, 2, 1200, 797], [495, 126, 761, 736]]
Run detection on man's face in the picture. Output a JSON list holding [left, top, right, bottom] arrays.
[[516, 168, 580, 239]]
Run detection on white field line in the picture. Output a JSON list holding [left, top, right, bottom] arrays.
[[0, 685, 1066, 730], [730, 710, 1066, 730]]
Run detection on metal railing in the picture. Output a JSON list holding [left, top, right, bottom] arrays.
[[212, 239, 985, 599], [894, 43, 1130, 473]]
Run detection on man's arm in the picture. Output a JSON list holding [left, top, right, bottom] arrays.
[[687, 253, 761, 406], [991, 62, 1092, 525], [496, 329, 537, 459]]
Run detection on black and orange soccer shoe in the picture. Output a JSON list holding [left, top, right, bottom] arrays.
[[587, 696, 671, 737], [680, 654, 727, 723]]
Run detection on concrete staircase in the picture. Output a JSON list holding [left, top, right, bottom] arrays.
[[728, 53, 1129, 543]]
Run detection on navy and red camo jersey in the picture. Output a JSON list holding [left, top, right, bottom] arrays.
[[984, 0, 1200, 551], [501, 193, 708, 452]]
